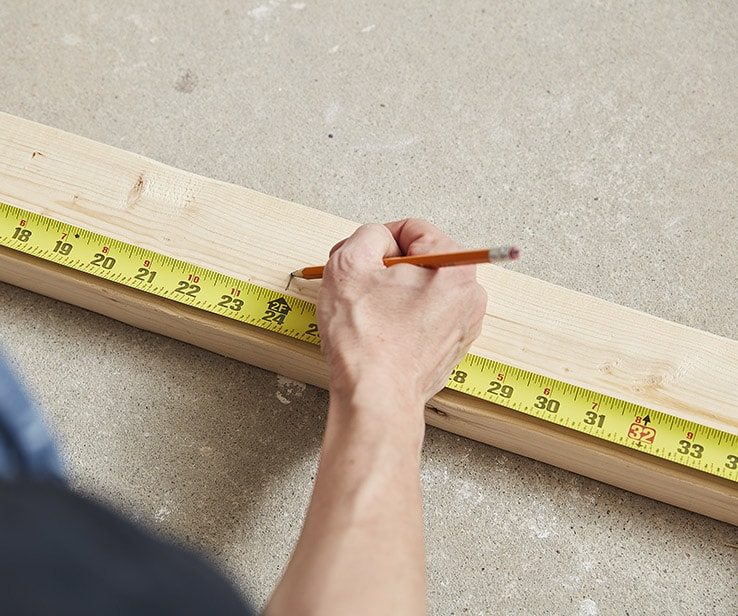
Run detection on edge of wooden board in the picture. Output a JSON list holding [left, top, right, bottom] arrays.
[[1, 112, 736, 524], [429, 389, 737, 526]]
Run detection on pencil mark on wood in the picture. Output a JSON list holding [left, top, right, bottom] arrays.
[[31, 151, 44, 159]]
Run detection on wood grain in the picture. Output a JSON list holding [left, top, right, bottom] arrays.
[[1, 112, 736, 524]]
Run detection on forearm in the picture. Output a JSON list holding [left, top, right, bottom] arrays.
[[267, 219, 487, 614], [265, 383, 427, 616]]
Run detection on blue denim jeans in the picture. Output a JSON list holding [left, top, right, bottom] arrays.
[[0, 350, 64, 482]]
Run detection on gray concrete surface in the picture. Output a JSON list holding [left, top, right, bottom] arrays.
[[1, 1, 736, 613]]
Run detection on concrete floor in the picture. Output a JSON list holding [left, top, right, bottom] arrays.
[[1, 1, 736, 613]]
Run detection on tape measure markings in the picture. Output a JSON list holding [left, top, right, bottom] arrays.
[[1, 201, 736, 482]]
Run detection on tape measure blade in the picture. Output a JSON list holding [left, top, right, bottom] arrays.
[[1, 200, 735, 483]]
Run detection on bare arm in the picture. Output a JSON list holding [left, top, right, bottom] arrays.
[[265, 219, 487, 616]]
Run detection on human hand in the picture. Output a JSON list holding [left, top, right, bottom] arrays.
[[270, 220, 483, 616], [316, 219, 487, 409]]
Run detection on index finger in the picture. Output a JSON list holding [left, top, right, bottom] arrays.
[[324, 223, 403, 277], [384, 219, 463, 256]]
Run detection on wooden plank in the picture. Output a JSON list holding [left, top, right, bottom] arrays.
[[1, 112, 736, 524]]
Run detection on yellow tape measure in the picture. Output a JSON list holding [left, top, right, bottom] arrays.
[[1, 201, 736, 483]]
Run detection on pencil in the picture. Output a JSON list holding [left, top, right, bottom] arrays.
[[290, 246, 519, 280]]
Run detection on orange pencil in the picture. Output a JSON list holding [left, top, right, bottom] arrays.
[[290, 246, 519, 281]]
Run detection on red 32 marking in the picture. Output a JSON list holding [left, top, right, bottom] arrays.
[[628, 423, 656, 444]]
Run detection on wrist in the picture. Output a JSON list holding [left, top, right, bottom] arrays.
[[326, 370, 427, 454]]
